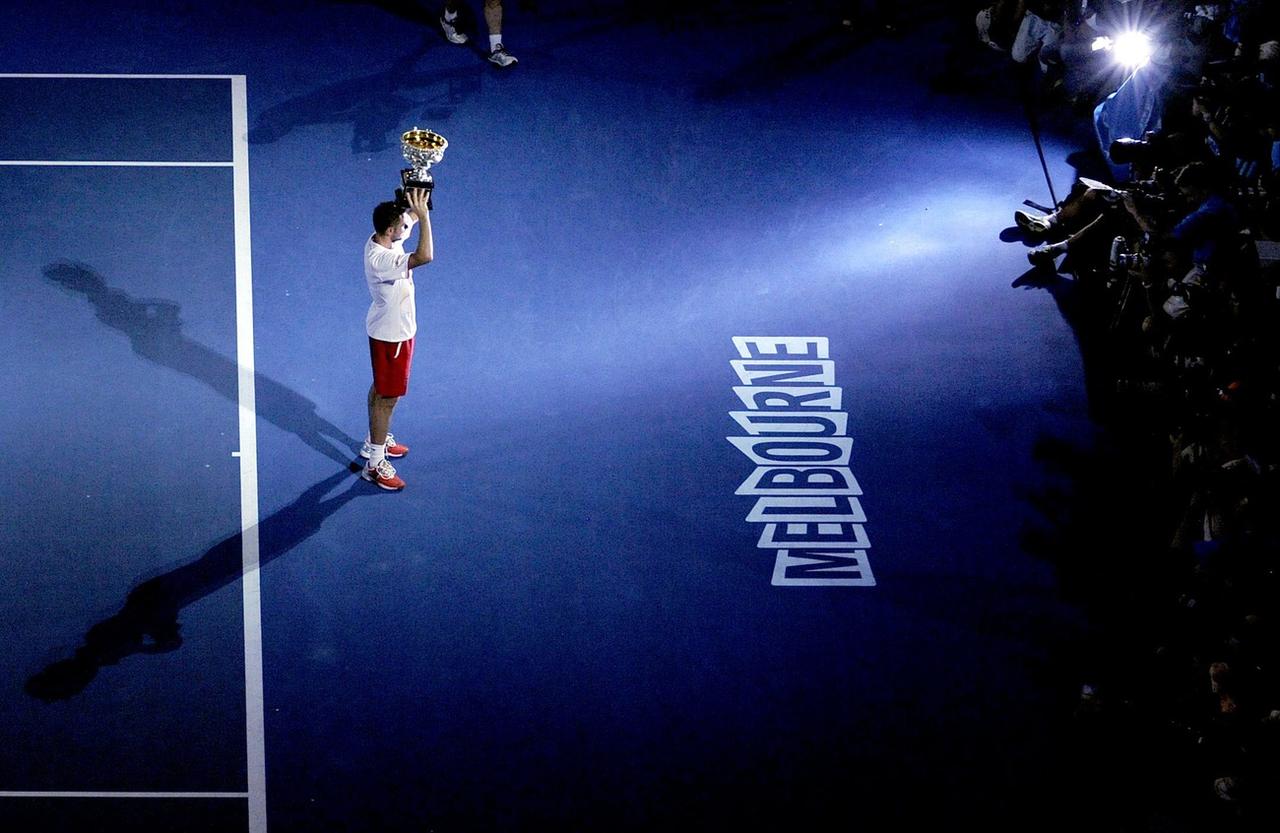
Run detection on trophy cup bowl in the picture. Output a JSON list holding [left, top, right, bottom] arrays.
[[401, 127, 448, 193]]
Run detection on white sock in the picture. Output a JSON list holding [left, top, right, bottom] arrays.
[[490, 34, 503, 51], [368, 442, 387, 467], [443, 9, 458, 21]]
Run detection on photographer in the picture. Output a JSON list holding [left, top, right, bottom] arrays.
[[1164, 162, 1244, 276], [360, 187, 434, 492], [1134, 163, 1246, 343], [1252, 105, 1280, 236], [1020, 170, 1171, 272], [1017, 128, 1193, 238]]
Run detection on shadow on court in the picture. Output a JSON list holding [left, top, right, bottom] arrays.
[[248, 4, 766, 152], [43, 261, 359, 465], [26, 468, 373, 702], [698, 20, 875, 101], [247, 39, 485, 152]]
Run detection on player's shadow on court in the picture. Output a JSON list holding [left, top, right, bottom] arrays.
[[43, 261, 359, 466], [26, 468, 370, 702]]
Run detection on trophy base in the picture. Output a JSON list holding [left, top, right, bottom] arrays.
[[400, 168, 434, 192], [398, 169, 435, 211]]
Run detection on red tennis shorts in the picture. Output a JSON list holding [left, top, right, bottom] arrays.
[[369, 336, 414, 397]]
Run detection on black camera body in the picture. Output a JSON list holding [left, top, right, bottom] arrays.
[[1111, 235, 1151, 274]]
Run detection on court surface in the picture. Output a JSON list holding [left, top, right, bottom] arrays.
[[2, 3, 1116, 831]]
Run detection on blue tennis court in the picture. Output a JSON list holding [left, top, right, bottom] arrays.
[[0, 2, 1135, 831]]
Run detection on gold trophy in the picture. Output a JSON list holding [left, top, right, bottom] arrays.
[[398, 127, 448, 211]]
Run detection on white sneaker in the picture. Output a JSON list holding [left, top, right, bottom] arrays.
[[488, 45, 518, 67], [360, 432, 409, 459], [440, 15, 468, 44], [1014, 209, 1054, 237]]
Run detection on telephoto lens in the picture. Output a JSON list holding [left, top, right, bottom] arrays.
[[1110, 137, 1152, 165]]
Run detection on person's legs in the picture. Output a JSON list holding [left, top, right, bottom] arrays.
[[1028, 214, 1110, 267], [363, 338, 410, 489], [1016, 180, 1112, 238], [362, 386, 405, 489], [368, 384, 398, 447], [483, 0, 502, 38], [1061, 214, 1114, 262], [361, 382, 410, 459], [441, 1, 469, 44], [1055, 186, 1110, 230], [484, 0, 518, 66]]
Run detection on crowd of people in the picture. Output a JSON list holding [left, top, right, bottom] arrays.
[[990, 1, 1280, 821]]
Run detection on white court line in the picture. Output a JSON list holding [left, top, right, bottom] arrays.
[[0, 73, 268, 833], [0, 161, 232, 167], [0, 73, 236, 79], [231, 74, 268, 833], [0, 792, 248, 799]]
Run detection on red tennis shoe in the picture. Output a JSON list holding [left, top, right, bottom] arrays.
[[361, 459, 405, 491]]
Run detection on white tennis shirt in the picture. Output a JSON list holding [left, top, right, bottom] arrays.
[[364, 213, 417, 342]]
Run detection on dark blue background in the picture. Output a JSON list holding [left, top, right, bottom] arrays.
[[1, 2, 1101, 830]]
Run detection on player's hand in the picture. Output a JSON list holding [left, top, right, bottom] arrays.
[[406, 187, 431, 216]]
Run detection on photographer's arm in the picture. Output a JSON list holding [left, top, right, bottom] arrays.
[[406, 188, 434, 269], [1193, 97, 1233, 147], [1122, 192, 1157, 234]]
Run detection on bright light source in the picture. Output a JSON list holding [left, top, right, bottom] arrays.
[[1091, 36, 1112, 52], [1112, 31, 1153, 69]]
